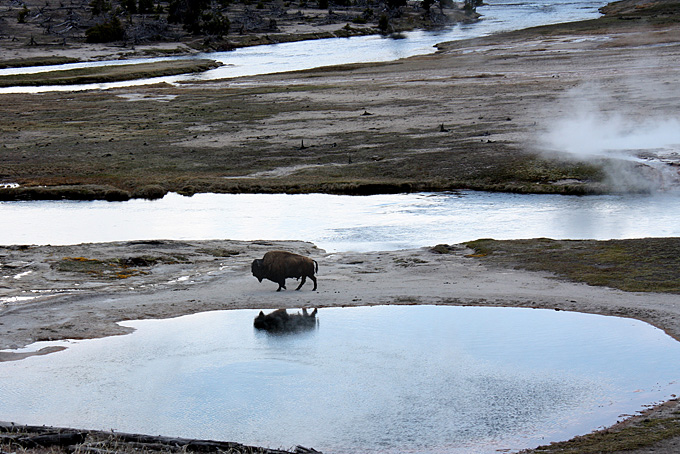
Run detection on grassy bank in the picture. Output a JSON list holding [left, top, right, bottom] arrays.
[[463, 237, 680, 294], [0, 56, 80, 69], [0, 68, 609, 200], [0, 59, 221, 87], [1, 1, 678, 200]]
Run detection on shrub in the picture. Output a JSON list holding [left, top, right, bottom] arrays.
[[168, 0, 229, 36], [17, 6, 29, 23], [138, 0, 154, 13], [122, 0, 137, 13], [85, 17, 125, 42], [378, 13, 389, 32], [132, 185, 167, 200], [201, 10, 230, 36], [90, 0, 112, 15]]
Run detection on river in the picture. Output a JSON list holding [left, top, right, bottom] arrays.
[[0, 0, 609, 93], [2, 190, 680, 252]]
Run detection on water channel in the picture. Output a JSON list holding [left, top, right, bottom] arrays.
[[2, 190, 680, 252], [0, 0, 609, 93], [1, 305, 679, 454]]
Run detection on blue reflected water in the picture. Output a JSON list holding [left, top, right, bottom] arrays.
[[1, 305, 678, 453], [2, 191, 680, 251]]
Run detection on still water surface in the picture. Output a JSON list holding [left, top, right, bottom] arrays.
[[0, 0, 608, 93], [2, 191, 679, 251], [1, 305, 679, 453]]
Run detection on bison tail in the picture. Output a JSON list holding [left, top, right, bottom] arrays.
[[313, 259, 318, 273]]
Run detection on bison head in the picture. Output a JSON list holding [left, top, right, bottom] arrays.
[[251, 258, 265, 282]]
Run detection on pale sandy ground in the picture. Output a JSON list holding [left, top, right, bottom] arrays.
[[2, 239, 679, 354]]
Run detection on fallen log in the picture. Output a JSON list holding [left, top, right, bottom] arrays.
[[16, 431, 86, 448], [0, 422, 320, 453]]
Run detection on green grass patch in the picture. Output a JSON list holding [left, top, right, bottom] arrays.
[[53, 255, 181, 279], [528, 414, 680, 453], [464, 238, 680, 293]]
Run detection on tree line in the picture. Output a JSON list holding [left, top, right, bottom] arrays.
[[81, 0, 480, 43]]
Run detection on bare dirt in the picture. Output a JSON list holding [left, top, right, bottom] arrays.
[[4, 239, 679, 354]]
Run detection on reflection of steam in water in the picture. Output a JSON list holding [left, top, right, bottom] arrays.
[[621, 151, 680, 192], [538, 83, 680, 193]]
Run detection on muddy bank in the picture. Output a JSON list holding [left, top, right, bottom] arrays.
[[0, 422, 312, 454]]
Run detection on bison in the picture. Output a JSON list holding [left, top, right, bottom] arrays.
[[254, 308, 318, 332], [251, 250, 318, 291]]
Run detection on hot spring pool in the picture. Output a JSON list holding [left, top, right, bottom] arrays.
[[1, 305, 679, 454]]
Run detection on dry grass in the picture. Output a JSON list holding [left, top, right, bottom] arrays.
[[0, 424, 297, 454], [0, 60, 221, 87], [0, 76, 607, 200], [464, 237, 680, 294]]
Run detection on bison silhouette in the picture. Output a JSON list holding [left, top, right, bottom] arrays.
[[254, 308, 318, 332]]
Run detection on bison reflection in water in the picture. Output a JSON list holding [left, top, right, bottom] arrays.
[[251, 250, 318, 291], [254, 308, 318, 332]]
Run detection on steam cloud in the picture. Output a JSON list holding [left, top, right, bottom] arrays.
[[538, 83, 680, 193]]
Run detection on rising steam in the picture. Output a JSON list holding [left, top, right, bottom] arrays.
[[538, 83, 680, 193]]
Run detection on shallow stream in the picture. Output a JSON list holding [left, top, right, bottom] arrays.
[[2, 190, 680, 251], [0, 0, 608, 93], [1, 305, 679, 453]]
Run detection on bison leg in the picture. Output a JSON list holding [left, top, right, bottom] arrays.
[[295, 276, 306, 291], [310, 275, 317, 291], [277, 279, 287, 291]]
